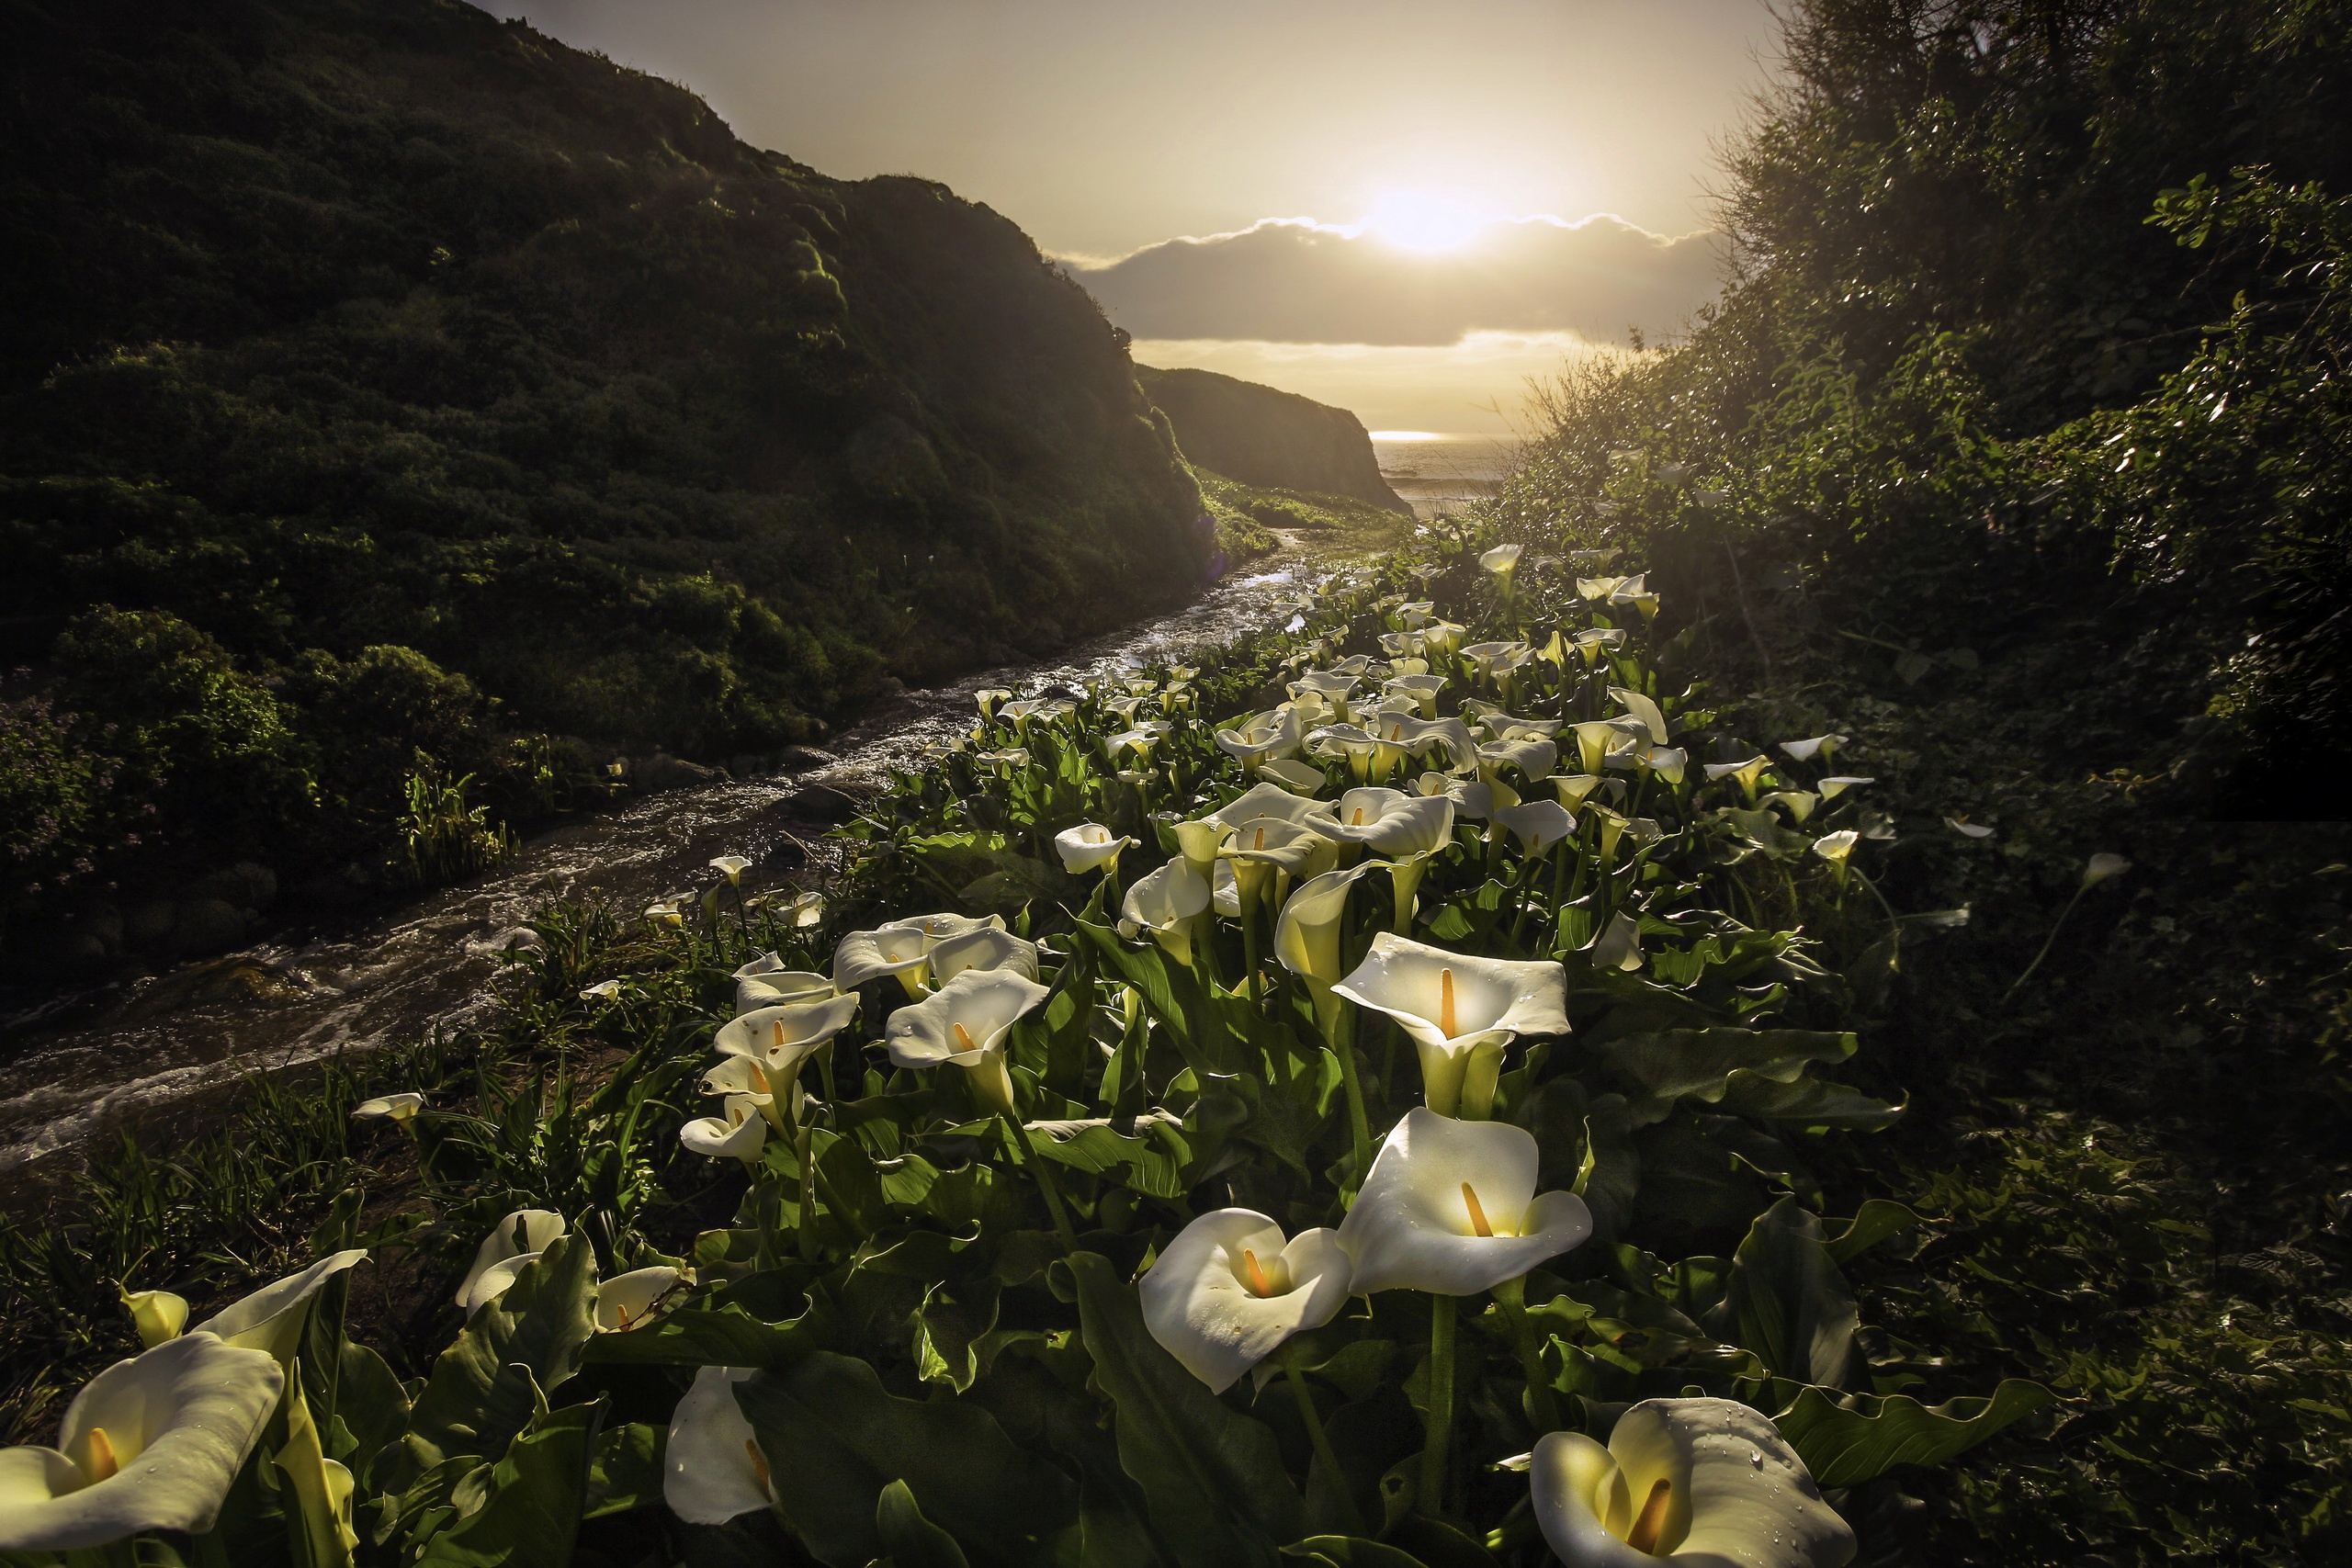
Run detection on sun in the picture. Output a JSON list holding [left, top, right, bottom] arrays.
[[1363, 190, 1492, 253]]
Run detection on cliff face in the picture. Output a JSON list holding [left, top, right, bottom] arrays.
[[0, 0, 1208, 755], [1136, 366, 1410, 513]]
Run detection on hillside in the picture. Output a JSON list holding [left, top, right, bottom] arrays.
[[0, 0, 1211, 955], [1136, 364, 1409, 513]]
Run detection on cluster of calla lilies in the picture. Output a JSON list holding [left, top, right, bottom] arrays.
[[10, 539, 1977, 1567]]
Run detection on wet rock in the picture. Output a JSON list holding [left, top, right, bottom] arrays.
[[171, 897, 248, 956], [126, 900, 177, 948], [791, 771, 884, 824], [633, 753, 719, 792], [65, 900, 125, 956], [194, 861, 277, 912], [777, 746, 839, 773], [292, 863, 373, 909]]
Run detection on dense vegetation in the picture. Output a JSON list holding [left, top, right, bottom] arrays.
[[0, 0, 1215, 961], [1465, 2, 2352, 1560], [1, 537, 2030, 1567]]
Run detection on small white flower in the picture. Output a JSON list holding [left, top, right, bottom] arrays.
[[1140, 1211, 1354, 1393]]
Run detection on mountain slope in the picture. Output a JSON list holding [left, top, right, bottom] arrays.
[[1136, 364, 1409, 513]]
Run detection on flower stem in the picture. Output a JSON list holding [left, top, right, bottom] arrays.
[[1003, 1113, 1080, 1250], [1332, 1003, 1371, 1203], [1420, 1292, 1457, 1520], [794, 1124, 818, 1262], [2004, 881, 2093, 1004], [1492, 1275, 1560, 1434], [1281, 1338, 1367, 1536]]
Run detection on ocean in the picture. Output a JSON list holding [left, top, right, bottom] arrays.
[[1372, 434, 1521, 521]]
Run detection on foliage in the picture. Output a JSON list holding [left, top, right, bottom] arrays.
[[0, 0, 1212, 942], [395, 764, 519, 891], [0, 536, 2032, 1565]]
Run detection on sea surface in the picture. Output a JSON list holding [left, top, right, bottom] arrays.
[[1374, 435, 1521, 522]]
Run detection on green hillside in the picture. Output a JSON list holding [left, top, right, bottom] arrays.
[[0, 0, 1212, 953]]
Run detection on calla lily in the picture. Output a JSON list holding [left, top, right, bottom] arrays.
[[1945, 815, 1994, 839], [1273, 864, 1375, 1041], [1578, 574, 1633, 602], [1704, 755, 1774, 801], [1568, 720, 1627, 775], [1610, 687, 1671, 746], [1779, 734, 1848, 764], [1529, 1397, 1854, 1568], [1423, 620, 1467, 656], [1055, 823, 1135, 875], [353, 1092, 424, 1123], [1307, 722, 1382, 781], [735, 967, 834, 1017], [1257, 757, 1328, 794], [1332, 933, 1569, 1117], [1385, 672, 1447, 718], [708, 854, 752, 885], [1818, 775, 1873, 800], [930, 925, 1042, 984], [1493, 798, 1577, 856], [1479, 735, 1558, 784], [1554, 774, 1606, 809], [1335, 1108, 1591, 1294], [1379, 714, 1478, 774], [1478, 543, 1523, 581], [665, 1366, 771, 1524], [456, 1210, 567, 1310], [975, 688, 1013, 719], [680, 1094, 770, 1167], [1770, 790, 1821, 823], [1289, 671, 1360, 722], [1215, 707, 1304, 767], [832, 914, 1004, 996], [779, 889, 826, 927], [885, 968, 1052, 1117], [2083, 852, 2132, 886], [1329, 788, 1454, 857], [1209, 781, 1340, 833], [0, 1332, 285, 1551], [597, 1267, 690, 1333], [1219, 818, 1327, 914], [1587, 909, 1645, 971], [1121, 859, 1212, 965], [1139, 1210, 1354, 1394], [716, 995, 862, 1093], [119, 1286, 187, 1348], [1418, 770, 1497, 822], [1812, 830, 1860, 887], [581, 978, 623, 1000], [194, 1250, 368, 1364], [644, 898, 684, 927], [1571, 626, 1626, 665]]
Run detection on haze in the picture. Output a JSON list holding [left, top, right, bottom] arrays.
[[490, 0, 1778, 434]]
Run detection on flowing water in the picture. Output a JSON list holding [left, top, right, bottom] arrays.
[[0, 545, 1341, 1180], [1373, 434, 1519, 521]]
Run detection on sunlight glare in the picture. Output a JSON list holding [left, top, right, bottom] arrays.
[[1364, 190, 1491, 252]]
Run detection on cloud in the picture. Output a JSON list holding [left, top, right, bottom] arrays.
[[1066, 215, 1721, 347]]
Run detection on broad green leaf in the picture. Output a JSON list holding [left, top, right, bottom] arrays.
[[581, 1305, 813, 1369], [1825, 1200, 1920, 1263], [1282, 1538, 1429, 1568], [1594, 1027, 1856, 1126], [1573, 1093, 1639, 1243], [876, 1479, 975, 1568], [585, 1421, 663, 1517], [1714, 1072, 1905, 1131], [414, 1402, 600, 1568], [1066, 1250, 1303, 1568], [338, 1341, 412, 1495], [736, 1349, 1078, 1568], [1716, 1201, 1857, 1390], [1772, 1379, 2057, 1489], [403, 1234, 599, 1473]]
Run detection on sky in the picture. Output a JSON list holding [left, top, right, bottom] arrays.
[[488, 0, 1780, 434]]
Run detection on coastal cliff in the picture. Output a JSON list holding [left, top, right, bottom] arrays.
[[1136, 365, 1411, 513]]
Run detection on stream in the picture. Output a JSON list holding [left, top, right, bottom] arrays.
[[0, 543, 1338, 1180]]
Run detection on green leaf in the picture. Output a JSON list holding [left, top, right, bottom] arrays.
[[1716, 1201, 1857, 1389], [1713, 1072, 1905, 1132], [1593, 1027, 1856, 1126], [1065, 1250, 1303, 1568], [581, 1304, 813, 1369], [1772, 1379, 2058, 1489], [337, 1341, 412, 1494], [1282, 1537, 1430, 1568], [413, 1401, 600, 1568], [1824, 1200, 1919, 1263], [1573, 1094, 1639, 1244], [403, 1233, 599, 1473], [585, 1421, 664, 1517], [736, 1350, 1078, 1568], [876, 1479, 975, 1568]]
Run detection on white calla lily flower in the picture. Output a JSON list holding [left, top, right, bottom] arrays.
[[831, 913, 1003, 996], [664, 1366, 771, 1525], [193, 1250, 369, 1364], [1609, 687, 1671, 746], [581, 978, 624, 1000], [1385, 672, 1447, 718], [885, 968, 1051, 1117], [1417, 770, 1496, 822], [1273, 864, 1375, 1040], [1219, 818, 1327, 913], [1208, 782, 1340, 833], [1946, 816, 1995, 839], [716, 995, 862, 1095], [1577, 574, 1633, 602], [1054, 823, 1135, 875], [1817, 775, 1873, 800], [1704, 755, 1774, 798], [708, 854, 752, 885], [1336, 1109, 1591, 1294], [1478, 543, 1523, 580], [1121, 859, 1213, 965], [1778, 734, 1848, 764], [353, 1092, 424, 1123], [1257, 757, 1328, 795], [1479, 735, 1558, 783], [2083, 852, 2132, 887], [1644, 746, 1690, 785], [596, 1267, 690, 1333], [0, 1332, 284, 1551], [1492, 798, 1577, 856], [1530, 1397, 1854, 1567], [1140, 1211, 1354, 1393], [1770, 790, 1821, 823], [929, 925, 1042, 985], [680, 1095, 770, 1168], [1554, 773, 1606, 809], [1215, 707, 1305, 767], [1568, 720, 1630, 775], [119, 1287, 187, 1348], [735, 967, 834, 1017], [456, 1211, 566, 1310], [1332, 934, 1569, 1117]]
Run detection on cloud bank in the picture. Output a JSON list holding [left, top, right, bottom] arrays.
[[1066, 215, 1721, 347]]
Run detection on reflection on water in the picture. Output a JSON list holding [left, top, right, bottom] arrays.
[[0, 550, 1340, 1177], [1374, 434, 1520, 522]]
